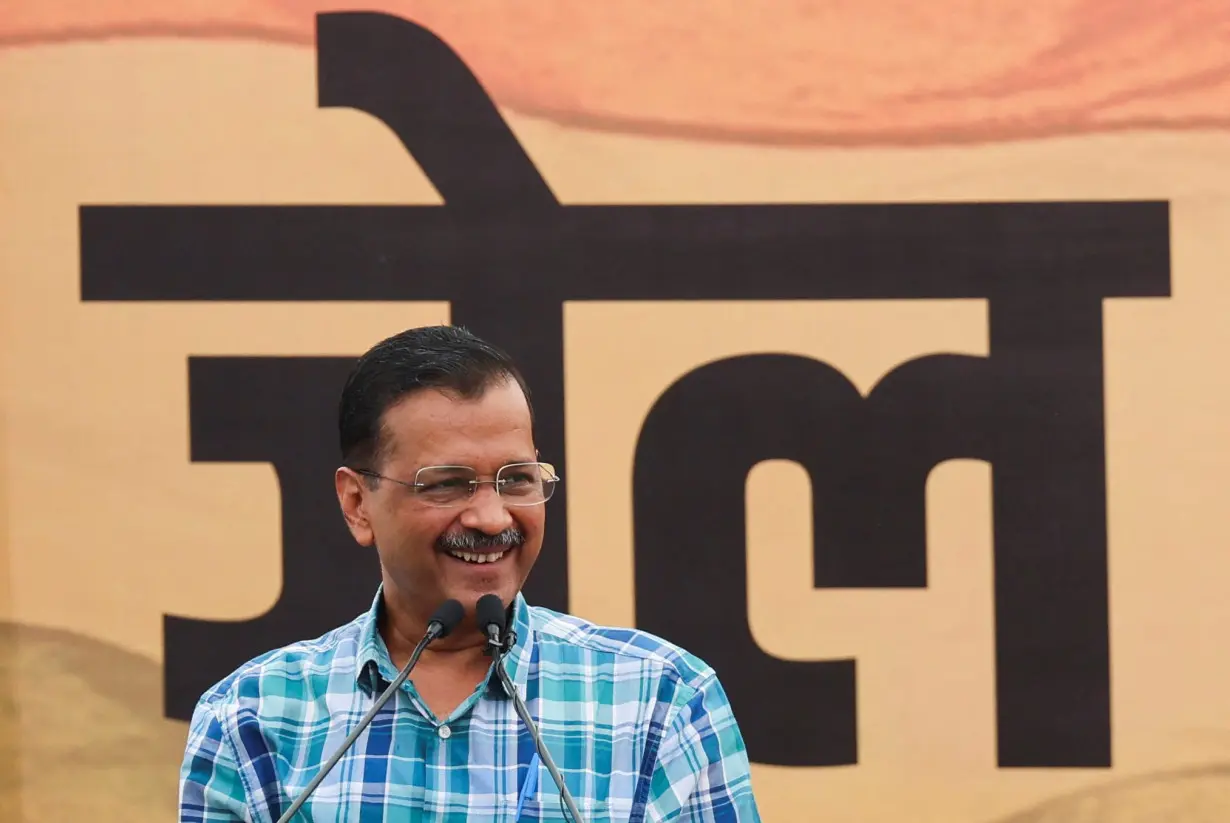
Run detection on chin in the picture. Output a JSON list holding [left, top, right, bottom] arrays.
[[442, 575, 518, 609]]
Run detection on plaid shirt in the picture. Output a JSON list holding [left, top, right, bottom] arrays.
[[179, 587, 762, 822]]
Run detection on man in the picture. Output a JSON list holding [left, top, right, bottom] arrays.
[[179, 325, 762, 822]]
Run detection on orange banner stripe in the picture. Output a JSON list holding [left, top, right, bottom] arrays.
[[4, 0, 1230, 146]]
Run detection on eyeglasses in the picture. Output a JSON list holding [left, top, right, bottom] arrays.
[[353, 462, 560, 508]]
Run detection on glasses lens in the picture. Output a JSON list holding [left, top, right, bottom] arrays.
[[498, 463, 557, 505], [414, 466, 478, 507]]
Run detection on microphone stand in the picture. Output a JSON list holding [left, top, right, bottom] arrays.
[[275, 616, 452, 823], [490, 629, 588, 823]]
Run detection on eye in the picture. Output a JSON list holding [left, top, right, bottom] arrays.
[[498, 472, 541, 497], [417, 477, 472, 500]]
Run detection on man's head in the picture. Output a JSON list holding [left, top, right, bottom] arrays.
[[334, 325, 551, 625]]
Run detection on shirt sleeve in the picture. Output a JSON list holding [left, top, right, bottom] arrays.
[[644, 674, 763, 822], [179, 699, 253, 823]]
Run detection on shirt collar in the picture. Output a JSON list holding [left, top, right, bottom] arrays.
[[498, 590, 535, 698], [355, 585, 535, 699], [355, 586, 397, 693]]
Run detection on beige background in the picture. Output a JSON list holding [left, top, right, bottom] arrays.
[[3, 33, 1230, 823]]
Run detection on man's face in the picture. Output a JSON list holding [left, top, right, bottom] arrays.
[[337, 379, 546, 622]]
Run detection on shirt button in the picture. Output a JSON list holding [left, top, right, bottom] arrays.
[[437, 725, 452, 740]]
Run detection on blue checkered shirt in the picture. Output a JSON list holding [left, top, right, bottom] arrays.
[[179, 587, 762, 821]]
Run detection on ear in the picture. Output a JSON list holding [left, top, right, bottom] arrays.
[[335, 467, 376, 547]]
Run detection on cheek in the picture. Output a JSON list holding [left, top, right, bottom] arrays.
[[514, 508, 547, 544], [370, 504, 454, 555]]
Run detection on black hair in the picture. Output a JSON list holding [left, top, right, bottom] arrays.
[[338, 325, 532, 470]]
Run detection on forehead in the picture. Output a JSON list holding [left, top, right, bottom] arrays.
[[379, 381, 534, 468]]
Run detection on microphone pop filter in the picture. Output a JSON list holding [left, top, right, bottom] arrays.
[[475, 593, 507, 636], [430, 599, 466, 638]]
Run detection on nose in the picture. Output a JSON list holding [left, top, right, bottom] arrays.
[[458, 483, 514, 534]]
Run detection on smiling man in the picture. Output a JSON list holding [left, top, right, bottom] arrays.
[[178, 325, 762, 822]]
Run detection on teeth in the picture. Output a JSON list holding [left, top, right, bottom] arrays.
[[449, 549, 508, 564]]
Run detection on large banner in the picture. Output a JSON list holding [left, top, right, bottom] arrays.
[[3, 3, 1230, 820]]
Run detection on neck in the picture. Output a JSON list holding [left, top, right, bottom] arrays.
[[378, 588, 492, 670]]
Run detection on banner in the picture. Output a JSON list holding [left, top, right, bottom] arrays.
[[3, 3, 1230, 820]]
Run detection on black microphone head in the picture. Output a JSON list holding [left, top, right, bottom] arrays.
[[428, 599, 465, 638], [475, 593, 507, 636]]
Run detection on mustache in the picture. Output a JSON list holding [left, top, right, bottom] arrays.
[[437, 527, 524, 553]]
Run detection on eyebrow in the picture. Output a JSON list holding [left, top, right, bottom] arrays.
[[422, 458, 539, 469]]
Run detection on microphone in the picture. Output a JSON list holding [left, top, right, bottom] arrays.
[[275, 598, 465, 823], [477, 590, 505, 656], [476, 594, 588, 823]]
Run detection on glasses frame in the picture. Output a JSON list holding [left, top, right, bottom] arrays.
[[352, 461, 560, 508]]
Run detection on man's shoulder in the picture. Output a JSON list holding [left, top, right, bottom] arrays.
[[192, 612, 368, 716], [525, 603, 716, 691]]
